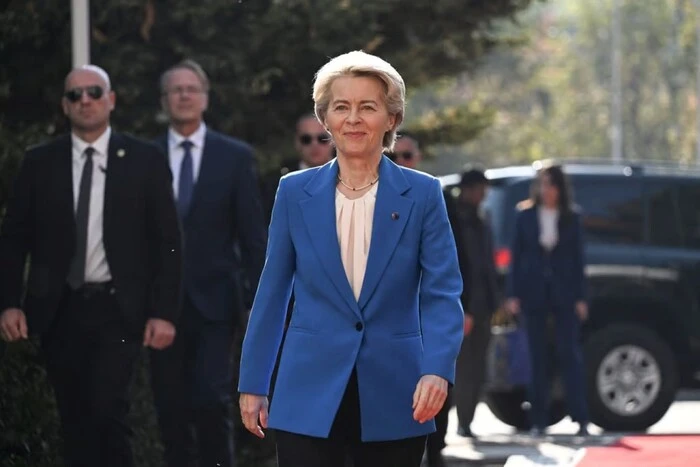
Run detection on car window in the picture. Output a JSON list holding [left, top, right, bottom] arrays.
[[677, 183, 700, 250], [646, 180, 684, 248], [483, 178, 530, 247], [571, 175, 644, 245]]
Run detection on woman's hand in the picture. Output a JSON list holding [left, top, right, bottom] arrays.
[[505, 297, 520, 315], [412, 374, 448, 424], [239, 393, 269, 438], [575, 301, 589, 322]]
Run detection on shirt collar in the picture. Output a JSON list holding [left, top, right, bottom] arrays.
[[168, 123, 207, 150], [72, 126, 111, 159]]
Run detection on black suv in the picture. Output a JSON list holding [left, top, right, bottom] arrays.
[[440, 162, 700, 432]]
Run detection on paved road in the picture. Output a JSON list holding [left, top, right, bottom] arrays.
[[437, 390, 700, 466]]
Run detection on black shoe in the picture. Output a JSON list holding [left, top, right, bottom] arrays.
[[577, 423, 590, 436], [457, 425, 473, 438]]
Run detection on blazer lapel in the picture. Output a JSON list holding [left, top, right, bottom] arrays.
[[358, 157, 413, 309], [299, 160, 361, 319], [103, 133, 128, 232], [185, 130, 216, 221]]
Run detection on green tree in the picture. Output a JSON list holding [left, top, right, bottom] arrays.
[[432, 0, 700, 172]]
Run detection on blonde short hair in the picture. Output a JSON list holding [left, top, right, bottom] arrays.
[[312, 50, 405, 150]]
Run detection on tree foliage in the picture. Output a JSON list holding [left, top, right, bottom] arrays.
[[430, 0, 700, 173], [0, 0, 539, 208]]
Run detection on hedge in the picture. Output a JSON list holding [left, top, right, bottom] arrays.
[[0, 331, 276, 467]]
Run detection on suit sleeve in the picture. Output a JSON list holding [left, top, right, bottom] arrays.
[[505, 210, 524, 300], [238, 178, 295, 396], [145, 146, 183, 323], [0, 150, 36, 312], [419, 179, 464, 384], [443, 190, 471, 315], [233, 148, 267, 307]]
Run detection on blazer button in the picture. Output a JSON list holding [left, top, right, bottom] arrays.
[[355, 322, 364, 332]]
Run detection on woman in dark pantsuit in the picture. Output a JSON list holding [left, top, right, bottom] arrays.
[[505, 164, 590, 436]]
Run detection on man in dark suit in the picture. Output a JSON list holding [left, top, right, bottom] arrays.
[[447, 167, 499, 438], [0, 65, 182, 467], [260, 113, 334, 223], [150, 59, 267, 467]]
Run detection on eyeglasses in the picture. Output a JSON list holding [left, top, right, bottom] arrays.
[[64, 85, 105, 103], [298, 133, 330, 146], [388, 151, 414, 160], [164, 86, 205, 96]]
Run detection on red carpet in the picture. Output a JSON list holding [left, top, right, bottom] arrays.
[[576, 435, 700, 467]]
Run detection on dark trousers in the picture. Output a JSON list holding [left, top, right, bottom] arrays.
[[523, 294, 589, 429], [42, 283, 141, 467], [275, 370, 427, 467], [425, 389, 450, 461], [150, 297, 236, 467], [454, 313, 492, 430]]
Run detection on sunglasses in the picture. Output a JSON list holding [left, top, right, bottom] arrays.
[[64, 85, 105, 103], [389, 151, 414, 160], [299, 133, 330, 146]]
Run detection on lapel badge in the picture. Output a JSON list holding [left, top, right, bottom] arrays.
[[117, 149, 126, 158], [391, 212, 399, 220]]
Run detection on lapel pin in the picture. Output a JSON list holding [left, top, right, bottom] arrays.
[[391, 212, 399, 220], [117, 149, 125, 158]]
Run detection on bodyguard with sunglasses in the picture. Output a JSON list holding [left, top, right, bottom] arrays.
[[389, 133, 422, 169], [0, 65, 182, 467], [261, 114, 334, 223]]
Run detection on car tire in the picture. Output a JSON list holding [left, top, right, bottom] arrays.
[[584, 324, 678, 432], [485, 386, 566, 430]]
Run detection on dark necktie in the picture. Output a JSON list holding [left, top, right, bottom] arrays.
[[177, 140, 194, 219], [67, 146, 95, 289]]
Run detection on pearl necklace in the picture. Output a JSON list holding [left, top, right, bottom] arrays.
[[337, 174, 379, 191]]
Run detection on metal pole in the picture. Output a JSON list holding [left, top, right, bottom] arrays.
[[71, 0, 90, 67], [611, 0, 623, 163]]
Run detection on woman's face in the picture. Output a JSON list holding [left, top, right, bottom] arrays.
[[539, 172, 560, 208], [324, 75, 396, 160]]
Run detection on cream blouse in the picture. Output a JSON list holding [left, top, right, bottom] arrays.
[[335, 184, 379, 301], [538, 206, 559, 251]]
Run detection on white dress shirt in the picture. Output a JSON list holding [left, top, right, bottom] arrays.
[[71, 127, 112, 283], [168, 123, 206, 198], [538, 206, 559, 251], [335, 184, 378, 301]]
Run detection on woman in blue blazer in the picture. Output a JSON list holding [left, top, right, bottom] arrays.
[[505, 164, 590, 436], [238, 51, 464, 467]]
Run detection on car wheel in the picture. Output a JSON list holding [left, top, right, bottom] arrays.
[[584, 324, 678, 432], [485, 386, 566, 430]]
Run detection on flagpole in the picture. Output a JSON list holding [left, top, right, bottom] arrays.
[[71, 0, 90, 67]]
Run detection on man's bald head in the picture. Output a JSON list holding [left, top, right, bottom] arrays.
[[62, 64, 115, 141], [65, 65, 112, 91]]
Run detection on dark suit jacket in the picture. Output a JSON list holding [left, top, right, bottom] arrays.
[[444, 190, 498, 316], [260, 158, 303, 225], [157, 129, 266, 322], [0, 132, 182, 335], [505, 204, 587, 312]]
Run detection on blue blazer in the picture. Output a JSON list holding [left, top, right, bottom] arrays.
[[505, 204, 586, 312], [238, 156, 464, 442], [156, 129, 267, 322]]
